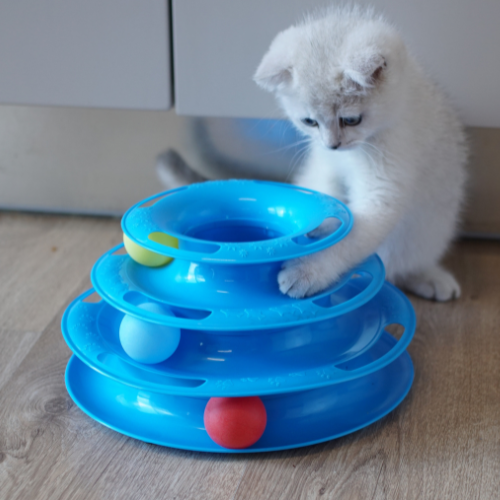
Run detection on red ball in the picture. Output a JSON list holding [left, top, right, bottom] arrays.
[[204, 396, 267, 449]]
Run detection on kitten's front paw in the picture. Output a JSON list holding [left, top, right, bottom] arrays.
[[278, 259, 326, 298], [400, 266, 460, 302]]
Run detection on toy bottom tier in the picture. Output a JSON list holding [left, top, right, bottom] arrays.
[[65, 331, 414, 453]]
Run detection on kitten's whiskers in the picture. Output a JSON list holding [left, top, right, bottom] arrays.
[[357, 140, 397, 166], [260, 137, 311, 157], [286, 141, 310, 182]]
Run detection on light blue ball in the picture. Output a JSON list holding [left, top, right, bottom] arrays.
[[119, 302, 181, 364]]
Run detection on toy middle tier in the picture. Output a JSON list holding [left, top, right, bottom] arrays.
[[93, 180, 385, 330], [62, 180, 416, 397]]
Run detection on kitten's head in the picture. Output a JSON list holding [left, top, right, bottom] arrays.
[[254, 8, 408, 150]]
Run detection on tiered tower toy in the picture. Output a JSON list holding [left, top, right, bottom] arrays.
[[62, 180, 416, 452]]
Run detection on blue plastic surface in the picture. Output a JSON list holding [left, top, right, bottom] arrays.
[[91, 247, 385, 330], [122, 180, 353, 264], [62, 179, 417, 452], [62, 282, 415, 397], [65, 333, 414, 453]]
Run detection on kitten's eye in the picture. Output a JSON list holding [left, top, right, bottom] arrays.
[[340, 115, 362, 127], [301, 118, 319, 127]]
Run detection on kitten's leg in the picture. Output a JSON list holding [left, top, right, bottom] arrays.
[[278, 211, 396, 298], [293, 154, 346, 239], [156, 149, 207, 189], [279, 172, 408, 298], [397, 265, 460, 301]]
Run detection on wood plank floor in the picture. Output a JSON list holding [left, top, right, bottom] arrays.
[[1, 212, 499, 500]]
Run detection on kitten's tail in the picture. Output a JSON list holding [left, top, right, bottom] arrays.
[[156, 149, 208, 189]]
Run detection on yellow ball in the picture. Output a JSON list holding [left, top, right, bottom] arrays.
[[123, 232, 177, 267]]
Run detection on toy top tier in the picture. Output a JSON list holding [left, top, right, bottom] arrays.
[[122, 180, 352, 265]]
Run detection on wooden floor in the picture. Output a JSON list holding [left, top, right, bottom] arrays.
[[1, 211, 499, 500]]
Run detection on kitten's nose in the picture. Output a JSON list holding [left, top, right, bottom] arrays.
[[330, 142, 341, 150]]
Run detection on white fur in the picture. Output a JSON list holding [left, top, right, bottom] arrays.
[[255, 6, 467, 301]]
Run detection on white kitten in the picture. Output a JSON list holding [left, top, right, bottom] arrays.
[[254, 5, 468, 301]]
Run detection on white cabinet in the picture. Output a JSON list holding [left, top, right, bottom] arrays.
[[0, 0, 171, 110], [172, 0, 500, 128], [2, 0, 499, 126]]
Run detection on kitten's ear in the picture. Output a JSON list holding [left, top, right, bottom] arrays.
[[254, 28, 297, 92], [344, 53, 387, 90]]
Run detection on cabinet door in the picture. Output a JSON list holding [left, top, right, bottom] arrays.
[[172, 0, 500, 127], [0, 0, 171, 110]]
